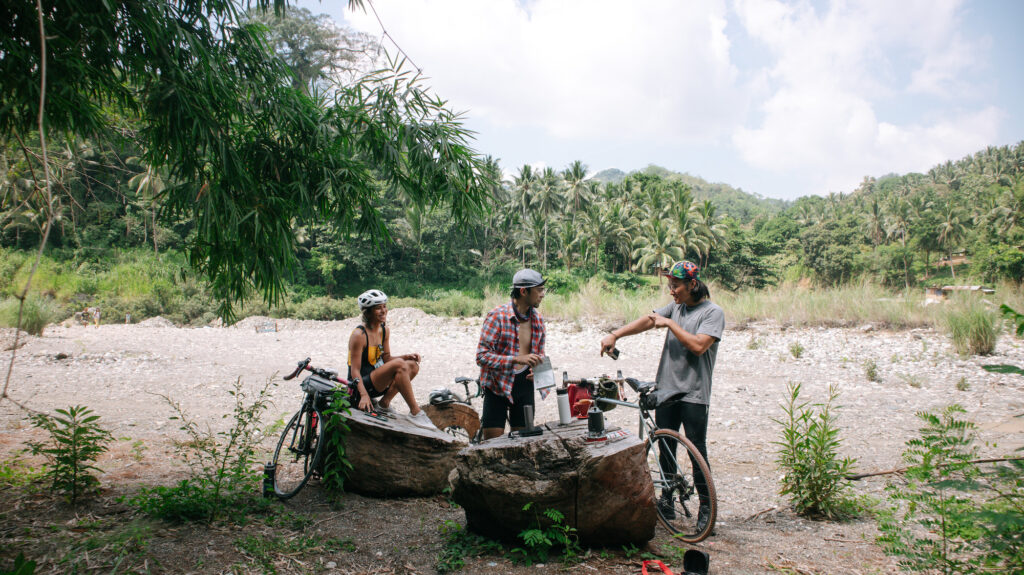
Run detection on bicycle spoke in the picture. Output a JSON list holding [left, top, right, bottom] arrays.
[[646, 430, 716, 543]]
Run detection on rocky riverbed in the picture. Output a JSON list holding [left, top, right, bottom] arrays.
[[1, 310, 1021, 574]]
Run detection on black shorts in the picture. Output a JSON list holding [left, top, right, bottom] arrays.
[[481, 370, 534, 428]]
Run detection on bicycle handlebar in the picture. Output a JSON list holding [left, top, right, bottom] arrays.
[[283, 357, 347, 384], [284, 358, 311, 380]]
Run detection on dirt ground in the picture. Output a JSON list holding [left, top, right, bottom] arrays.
[[1, 308, 1022, 574]]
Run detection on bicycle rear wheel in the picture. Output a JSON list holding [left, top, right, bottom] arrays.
[[645, 429, 717, 542], [272, 405, 324, 499]]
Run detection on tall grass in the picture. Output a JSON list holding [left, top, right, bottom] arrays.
[[0, 295, 59, 335], [943, 297, 999, 356], [717, 281, 933, 328]]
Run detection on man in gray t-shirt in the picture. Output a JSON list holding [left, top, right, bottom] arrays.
[[599, 260, 723, 534]]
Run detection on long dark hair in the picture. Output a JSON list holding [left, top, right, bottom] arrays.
[[361, 305, 384, 326], [691, 279, 710, 301]]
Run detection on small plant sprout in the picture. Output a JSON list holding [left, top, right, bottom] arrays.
[[789, 341, 805, 359], [864, 359, 880, 382]]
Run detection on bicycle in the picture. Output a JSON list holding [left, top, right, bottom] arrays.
[[565, 374, 717, 543], [271, 357, 348, 499], [424, 376, 483, 443]]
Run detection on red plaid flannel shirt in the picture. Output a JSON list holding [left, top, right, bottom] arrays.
[[476, 301, 546, 402]]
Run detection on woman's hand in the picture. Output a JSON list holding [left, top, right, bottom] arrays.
[[358, 394, 372, 412], [402, 353, 421, 363], [647, 313, 673, 329], [600, 334, 617, 356]]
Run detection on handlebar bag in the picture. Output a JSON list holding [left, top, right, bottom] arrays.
[[301, 374, 336, 395]]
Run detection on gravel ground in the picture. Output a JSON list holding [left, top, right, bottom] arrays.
[[1, 309, 1022, 574]]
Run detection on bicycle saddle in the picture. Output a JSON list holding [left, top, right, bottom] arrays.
[[454, 376, 473, 384]]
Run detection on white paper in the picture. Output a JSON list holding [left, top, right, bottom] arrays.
[[533, 356, 556, 397]]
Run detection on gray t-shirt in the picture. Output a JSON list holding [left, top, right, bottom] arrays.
[[653, 300, 725, 406]]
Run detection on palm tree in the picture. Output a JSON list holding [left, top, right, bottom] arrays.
[[667, 185, 704, 261], [694, 200, 728, 267], [937, 201, 967, 278], [562, 160, 591, 215], [531, 167, 565, 269], [863, 198, 885, 248], [512, 164, 535, 221], [885, 197, 913, 289], [126, 158, 166, 253], [632, 218, 684, 282], [578, 202, 618, 270]]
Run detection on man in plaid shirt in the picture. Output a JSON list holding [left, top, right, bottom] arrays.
[[477, 268, 547, 440]]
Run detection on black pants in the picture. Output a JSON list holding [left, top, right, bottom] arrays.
[[655, 401, 710, 505], [480, 370, 534, 429]]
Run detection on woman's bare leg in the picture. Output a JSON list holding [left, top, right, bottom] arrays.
[[369, 359, 421, 414]]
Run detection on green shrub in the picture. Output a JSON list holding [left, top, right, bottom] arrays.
[[788, 341, 804, 359], [129, 378, 274, 522], [510, 503, 582, 566], [320, 387, 353, 493], [877, 405, 1024, 573], [864, 359, 879, 382], [27, 406, 113, 502], [944, 300, 999, 356], [292, 296, 355, 320], [774, 382, 858, 518], [0, 295, 59, 335]]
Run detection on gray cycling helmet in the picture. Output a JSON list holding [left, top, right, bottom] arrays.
[[357, 289, 388, 310]]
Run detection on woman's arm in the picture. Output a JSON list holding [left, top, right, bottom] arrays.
[[599, 315, 656, 356], [648, 314, 716, 355]]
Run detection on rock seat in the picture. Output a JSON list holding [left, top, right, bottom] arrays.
[[449, 419, 657, 546]]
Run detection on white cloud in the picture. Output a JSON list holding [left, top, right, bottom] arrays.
[[345, 0, 745, 144], [731, 0, 999, 195]]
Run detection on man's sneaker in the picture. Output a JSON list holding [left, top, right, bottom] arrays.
[[408, 411, 438, 430], [696, 504, 712, 534], [371, 399, 395, 415], [657, 493, 676, 520]]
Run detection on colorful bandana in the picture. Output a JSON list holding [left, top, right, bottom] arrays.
[[667, 260, 700, 281]]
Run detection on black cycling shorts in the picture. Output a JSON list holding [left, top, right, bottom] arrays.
[[480, 369, 534, 429]]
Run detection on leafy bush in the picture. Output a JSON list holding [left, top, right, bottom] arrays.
[[129, 378, 274, 522], [944, 300, 999, 356], [602, 271, 645, 291], [27, 406, 113, 502], [877, 405, 1024, 573], [0, 295, 59, 335], [320, 387, 353, 493], [510, 503, 581, 565], [774, 382, 858, 518], [291, 295, 356, 320]]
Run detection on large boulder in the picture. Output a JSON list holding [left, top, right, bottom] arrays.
[[343, 410, 462, 497], [449, 420, 657, 546]]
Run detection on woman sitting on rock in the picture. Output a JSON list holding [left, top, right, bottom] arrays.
[[348, 289, 435, 430]]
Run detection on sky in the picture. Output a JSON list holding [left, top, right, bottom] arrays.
[[295, 0, 1024, 201]]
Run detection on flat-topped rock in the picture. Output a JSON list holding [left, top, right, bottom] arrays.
[[343, 409, 462, 497], [449, 419, 657, 546]]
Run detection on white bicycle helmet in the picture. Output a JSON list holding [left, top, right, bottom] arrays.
[[357, 289, 388, 310]]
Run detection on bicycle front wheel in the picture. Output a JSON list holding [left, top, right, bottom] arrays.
[[646, 429, 717, 543], [272, 406, 325, 499]]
